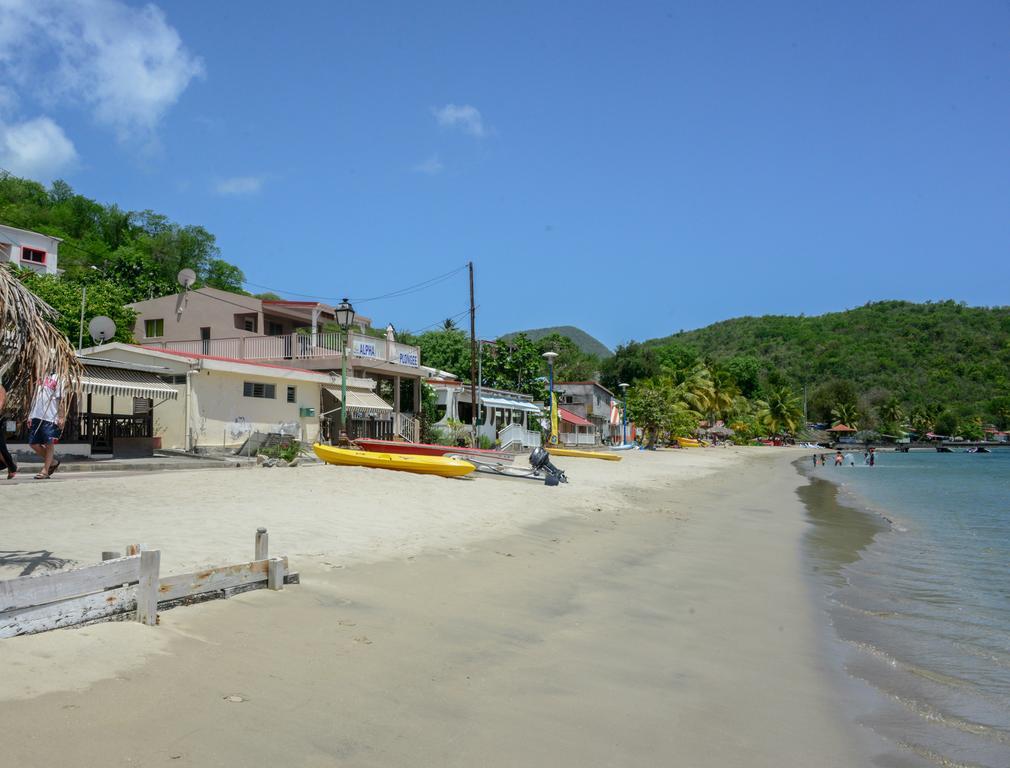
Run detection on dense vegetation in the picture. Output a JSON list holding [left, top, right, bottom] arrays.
[[503, 325, 612, 359], [601, 301, 1010, 440], [0, 173, 248, 343]]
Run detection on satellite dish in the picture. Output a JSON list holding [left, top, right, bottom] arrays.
[[88, 316, 116, 345], [177, 268, 196, 289]]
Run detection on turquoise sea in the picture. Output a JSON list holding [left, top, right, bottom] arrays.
[[801, 449, 1010, 768]]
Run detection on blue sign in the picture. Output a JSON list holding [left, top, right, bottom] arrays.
[[398, 351, 419, 367]]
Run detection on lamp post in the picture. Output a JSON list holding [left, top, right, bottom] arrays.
[[542, 351, 558, 445], [335, 297, 355, 446], [619, 382, 629, 445]]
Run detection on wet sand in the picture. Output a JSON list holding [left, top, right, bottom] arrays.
[[1, 449, 880, 766]]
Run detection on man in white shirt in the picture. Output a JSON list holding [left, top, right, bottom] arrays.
[[28, 374, 63, 479]]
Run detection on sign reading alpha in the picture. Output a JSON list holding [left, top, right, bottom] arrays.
[[353, 340, 378, 358]]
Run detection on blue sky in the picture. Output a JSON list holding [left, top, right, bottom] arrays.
[[1, 1, 1008, 349]]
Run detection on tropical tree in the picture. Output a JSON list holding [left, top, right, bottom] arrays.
[[626, 380, 671, 448], [756, 386, 804, 435], [876, 396, 904, 438], [830, 401, 860, 429], [0, 265, 81, 422], [442, 317, 458, 331]]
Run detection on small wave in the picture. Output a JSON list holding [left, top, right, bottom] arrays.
[[895, 739, 994, 768], [892, 695, 1010, 744]]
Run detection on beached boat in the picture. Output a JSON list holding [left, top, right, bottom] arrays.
[[313, 444, 475, 477], [547, 447, 622, 462], [676, 437, 703, 448], [354, 437, 513, 462]]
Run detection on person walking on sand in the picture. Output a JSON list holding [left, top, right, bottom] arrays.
[[0, 378, 18, 479], [27, 373, 63, 479]]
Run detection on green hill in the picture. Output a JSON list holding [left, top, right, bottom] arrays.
[[504, 325, 612, 358], [604, 300, 1010, 424]]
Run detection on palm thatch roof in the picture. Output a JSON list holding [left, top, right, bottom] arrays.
[[0, 266, 81, 420]]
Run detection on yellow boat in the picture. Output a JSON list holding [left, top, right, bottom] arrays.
[[676, 437, 703, 448], [547, 447, 622, 462], [313, 444, 475, 477]]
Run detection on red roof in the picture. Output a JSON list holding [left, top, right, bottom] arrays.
[[559, 407, 592, 427], [829, 423, 856, 432]]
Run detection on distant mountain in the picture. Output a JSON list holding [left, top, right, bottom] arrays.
[[503, 326, 612, 358]]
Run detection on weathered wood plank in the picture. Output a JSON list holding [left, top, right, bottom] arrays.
[[268, 557, 285, 591], [136, 550, 160, 626], [0, 586, 135, 638], [0, 556, 140, 613], [157, 557, 288, 603]]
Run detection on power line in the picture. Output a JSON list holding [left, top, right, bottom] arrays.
[[242, 263, 469, 306]]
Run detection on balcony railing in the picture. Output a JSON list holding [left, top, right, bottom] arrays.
[[145, 331, 420, 367]]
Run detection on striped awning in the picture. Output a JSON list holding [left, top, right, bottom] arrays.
[[323, 386, 392, 414], [80, 365, 179, 400]]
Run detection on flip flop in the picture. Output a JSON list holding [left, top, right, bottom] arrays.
[[47, 460, 61, 477], [34, 472, 49, 480]]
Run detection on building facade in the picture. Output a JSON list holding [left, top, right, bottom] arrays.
[[0, 223, 61, 275], [556, 381, 621, 445], [126, 289, 423, 442]]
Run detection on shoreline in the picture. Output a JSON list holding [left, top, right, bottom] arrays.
[[2, 449, 880, 766]]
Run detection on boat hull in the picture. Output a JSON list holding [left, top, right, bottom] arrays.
[[676, 438, 703, 448], [354, 438, 513, 462], [313, 444, 475, 477], [547, 447, 622, 462]]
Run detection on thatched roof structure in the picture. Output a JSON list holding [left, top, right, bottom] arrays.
[[0, 266, 81, 421]]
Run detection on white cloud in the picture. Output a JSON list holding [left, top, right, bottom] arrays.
[[412, 155, 444, 175], [432, 104, 487, 137], [0, 0, 203, 141], [214, 176, 263, 196], [0, 116, 78, 179]]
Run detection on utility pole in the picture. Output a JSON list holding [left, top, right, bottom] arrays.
[[468, 261, 478, 446]]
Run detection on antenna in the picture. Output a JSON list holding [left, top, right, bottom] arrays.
[[176, 268, 197, 316], [177, 268, 196, 289], [88, 316, 116, 345]]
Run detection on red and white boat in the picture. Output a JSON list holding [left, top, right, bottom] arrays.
[[353, 438, 515, 462]]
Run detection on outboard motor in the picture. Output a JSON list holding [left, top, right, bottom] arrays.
[[529, 447, 567, 485]]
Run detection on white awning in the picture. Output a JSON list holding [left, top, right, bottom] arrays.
[[323, 386, 393, 413], [481, 395, 541, 414], [80, 366, 179, 400]]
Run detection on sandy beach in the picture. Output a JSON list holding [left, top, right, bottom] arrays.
[[1, 448, 879, 766]]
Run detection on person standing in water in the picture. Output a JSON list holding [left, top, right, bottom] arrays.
[[834, 451, 843, 466], [869, 447, 876, 467]]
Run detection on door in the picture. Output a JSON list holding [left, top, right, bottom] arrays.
[[200, 327, 211, 355]]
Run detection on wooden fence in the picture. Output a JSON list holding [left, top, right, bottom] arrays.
[[0, 528, 297, 639]]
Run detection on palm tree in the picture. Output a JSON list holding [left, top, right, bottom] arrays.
[[0, 266, 81, 421], [756, 386, 804, 435], [830, 401, 860, 429], [442, 318, 458, 331]]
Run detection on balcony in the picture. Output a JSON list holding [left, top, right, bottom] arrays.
[[145, 331, 421, 369]]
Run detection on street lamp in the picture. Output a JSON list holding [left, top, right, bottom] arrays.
[[542, 351, 559, 445], [619, 382, 629, 445], [335, 297, 355, 446]]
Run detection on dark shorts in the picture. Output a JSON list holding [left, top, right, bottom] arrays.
[[28, 419, 61, 445]]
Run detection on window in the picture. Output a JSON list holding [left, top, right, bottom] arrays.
[[21, 247, 46, 264], [244, 317, 256, 332], [145, 318, 165, 338], [159, 374, 187, 385], [243, 381, 276, 399], [267, 321, 284, 336], [286, 386, 296, 403]]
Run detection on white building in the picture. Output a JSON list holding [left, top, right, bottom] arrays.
[[0, 223, 61, 275], [78, 343, 390, 452]]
